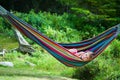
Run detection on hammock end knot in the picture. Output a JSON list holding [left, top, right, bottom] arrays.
[[0, 5, 7, 16]]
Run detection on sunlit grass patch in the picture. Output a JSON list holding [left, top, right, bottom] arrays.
[[0, 34, 18, 50]]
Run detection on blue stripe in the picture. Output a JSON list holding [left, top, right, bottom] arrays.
[[60, 28, 116, 47]]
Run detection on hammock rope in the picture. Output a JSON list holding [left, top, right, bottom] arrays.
[[0, 5, 120, 67]]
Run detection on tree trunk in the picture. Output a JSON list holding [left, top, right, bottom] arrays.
[[13, 28, 35, 55]]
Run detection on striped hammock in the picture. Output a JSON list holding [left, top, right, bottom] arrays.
[[0, 5, 120, 67]]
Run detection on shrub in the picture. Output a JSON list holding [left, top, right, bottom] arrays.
[[72, 54, 120, 80], [110, 39, 120, 58]]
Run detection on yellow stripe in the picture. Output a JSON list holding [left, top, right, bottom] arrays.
[[11, 16, 82, 61]]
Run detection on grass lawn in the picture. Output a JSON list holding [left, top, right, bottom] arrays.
[[0, 34, 18, 50], [0, 67, 77, 80]]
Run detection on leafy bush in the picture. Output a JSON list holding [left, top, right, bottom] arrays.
[[70, 7, 120, 29], [72, 55, 120, 80], [0, 17, 11, 33], [79, 24, 98, 39], [0, 10, 119, 42], [110, 39, 120, 58], [72, 39, 120, 80]]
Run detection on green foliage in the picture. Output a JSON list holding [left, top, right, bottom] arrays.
[[84, 0, 118, 17], [58, 0, 79, 7], [0, 10, 119, 42], [78, 25, 98, 39], [110, 40, 120, 58], [58, 0, 120, 28], [72, 39, 120, 80], [0, 11, 83, 43], [70, 7, 120, 28], [0, 6, 120, 80], [72, 56, 120, 80], [0, 17, 12, 33]]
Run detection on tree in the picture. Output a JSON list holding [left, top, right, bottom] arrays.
[[13, 27, 35, 55]]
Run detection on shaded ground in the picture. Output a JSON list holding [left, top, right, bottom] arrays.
[[0, 76, 77, 80], [0, 67, 78, 80]]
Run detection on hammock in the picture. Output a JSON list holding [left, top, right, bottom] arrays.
[[0, 5, 120, 67]]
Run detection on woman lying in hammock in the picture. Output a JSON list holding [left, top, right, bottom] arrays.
[[69, 49, 94, 61]]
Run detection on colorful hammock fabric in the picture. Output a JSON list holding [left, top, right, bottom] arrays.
[[0, 5, 120, 67]]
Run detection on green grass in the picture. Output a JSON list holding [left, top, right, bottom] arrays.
[[0, 67, 77, 80], [0, 33, 76, 79], [0, 50, 75, 77], [0, 34, 18, 50]]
